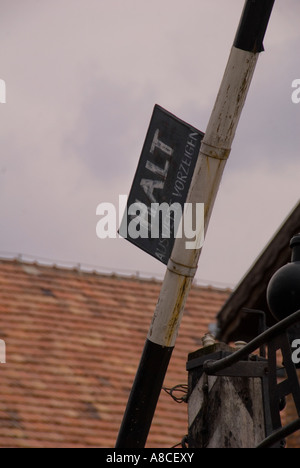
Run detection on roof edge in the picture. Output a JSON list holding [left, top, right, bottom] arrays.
[[217, 200, 300, 341], [0, 254, 232, 292]]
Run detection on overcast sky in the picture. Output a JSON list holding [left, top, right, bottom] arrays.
[[0, 0, 299, 287]]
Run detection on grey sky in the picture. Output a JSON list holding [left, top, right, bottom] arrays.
[[0, 0, 299, 286]]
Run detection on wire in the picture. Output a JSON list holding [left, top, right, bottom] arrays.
[[171, 435, 189, 449], [163, 384, 189, 404]]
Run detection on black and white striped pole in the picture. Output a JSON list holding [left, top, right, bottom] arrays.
[[116, 0, 275, 448]]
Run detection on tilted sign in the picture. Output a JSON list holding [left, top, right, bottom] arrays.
[[119, 105, 204, 265]]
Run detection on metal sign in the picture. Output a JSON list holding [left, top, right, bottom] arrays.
[[119, 105, 204, 265]]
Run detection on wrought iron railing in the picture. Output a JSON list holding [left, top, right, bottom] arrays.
[[202, 309, 300, 448]]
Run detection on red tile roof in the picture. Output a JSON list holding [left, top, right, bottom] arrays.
[[0, 258, 230, 448]]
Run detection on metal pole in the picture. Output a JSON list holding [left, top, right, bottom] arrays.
[[116, 0, 275, 448]]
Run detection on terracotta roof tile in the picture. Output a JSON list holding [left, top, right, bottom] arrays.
[[0, 258, 230, 448]]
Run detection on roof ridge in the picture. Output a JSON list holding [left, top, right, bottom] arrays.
[[0, 253, 233, 291]]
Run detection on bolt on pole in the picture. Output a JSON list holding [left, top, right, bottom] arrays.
[[116, 0, 275, 449]]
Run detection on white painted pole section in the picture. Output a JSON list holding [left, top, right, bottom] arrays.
[[148, 48, 259, 348]]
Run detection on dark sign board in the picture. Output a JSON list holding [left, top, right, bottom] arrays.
[[119, 105, 204, 265]]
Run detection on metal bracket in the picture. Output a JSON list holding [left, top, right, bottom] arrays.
[[167, 258, 198, 278], [204, 360, 268, 378]]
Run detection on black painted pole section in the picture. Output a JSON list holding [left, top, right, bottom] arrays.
[[116, 0, 275, 449], [116, 340, 173, 448], [234, 0, 275, 53]]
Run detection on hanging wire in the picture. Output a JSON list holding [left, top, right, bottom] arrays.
[[163, 384, 189, 403]]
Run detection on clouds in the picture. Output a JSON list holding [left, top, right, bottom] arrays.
[[200, 161, 300, 285], [67, 76, 155, 184], [0, 0, 299, 286]]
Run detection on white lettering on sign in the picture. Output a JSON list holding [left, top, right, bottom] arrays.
[[145, 160, 169, 179], [172, 132, 198, 199], [140, 179, 165, 203], [140, 129, 174, 203], [0, 79, 6, 103], [150, 129, 174, 157]]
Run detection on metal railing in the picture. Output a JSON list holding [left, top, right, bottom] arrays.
[[203, 309, 300, 448]]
